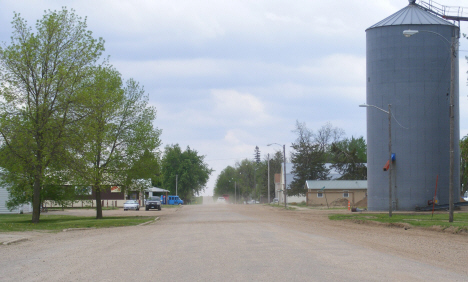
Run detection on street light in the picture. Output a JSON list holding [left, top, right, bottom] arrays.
[[403, 29, 457, 222], [267, 143, 287, 208], [360, 103, 393, 217], [229, 178, 237, 204]]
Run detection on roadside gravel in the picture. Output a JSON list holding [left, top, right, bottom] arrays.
[[239, 205, 468, 276]]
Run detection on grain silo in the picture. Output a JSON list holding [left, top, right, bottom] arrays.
[[365, 0, 460, 211]]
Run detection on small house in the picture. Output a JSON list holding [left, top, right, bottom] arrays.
[[305, 180, 367, 207]]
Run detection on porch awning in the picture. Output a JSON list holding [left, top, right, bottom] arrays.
[[145, 187, 170, 193]]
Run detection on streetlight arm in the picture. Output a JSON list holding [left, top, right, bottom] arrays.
[[267, 143, 282, 147], [359, 103, 389, 114], [403, 29, 451, 46], [359, 103, 393, 217]]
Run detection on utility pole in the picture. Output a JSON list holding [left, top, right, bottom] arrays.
[[388, 104, 392, 217], [176, 175, 178, 196], [449, 35, 455, 223], [268, 153, 270, 204], [283, 144, 287, 208]]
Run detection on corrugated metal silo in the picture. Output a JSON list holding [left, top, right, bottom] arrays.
[[365, 0, 460, 211]]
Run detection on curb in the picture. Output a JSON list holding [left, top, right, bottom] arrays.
[[2, 237, 28, 245], [63, 228, 96, 232], [138, 217, 160, 226]]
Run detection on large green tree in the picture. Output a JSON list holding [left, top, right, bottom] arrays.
[[235, 158, 257, 201], [161, 144, 212, 203], [0, 8, 104, 222], [330, 136, 367, 180], [289, 121, 330, 196]]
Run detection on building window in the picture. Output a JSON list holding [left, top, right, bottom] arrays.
[[343, 191, 349, 198], [317, 193, 323, 198]]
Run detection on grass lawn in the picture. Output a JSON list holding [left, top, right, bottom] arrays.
[[0, 214, 156, 232], [329, 212, 468, 232]]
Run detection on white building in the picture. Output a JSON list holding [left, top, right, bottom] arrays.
[[0, 186, 32, 214]]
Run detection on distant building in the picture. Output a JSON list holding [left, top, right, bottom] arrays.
[[305, 180, 367, 207], [275, 163, 344, 204]]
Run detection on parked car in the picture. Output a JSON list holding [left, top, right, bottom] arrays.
[[247, 200, 259, 204], [123, 200, 140, 211], [146, 196, 161, 211], [216, 197, 226, 203], [271, 198, 279, 204]]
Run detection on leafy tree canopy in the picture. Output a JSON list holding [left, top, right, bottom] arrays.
[[289, 121, 335, 196], [68, 66, 161, 219], [161, 144, 212, 203], [213, 166, 237, 197], [214, 150, 284, 203], [330, 136, 367, 180]]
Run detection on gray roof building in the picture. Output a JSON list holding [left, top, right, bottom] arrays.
[[305, 180, 367, 190]]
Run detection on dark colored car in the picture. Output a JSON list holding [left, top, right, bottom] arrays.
[[146, 196, 161, 211]]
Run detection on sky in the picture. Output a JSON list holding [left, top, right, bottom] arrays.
[[1, 0, 468, 196]]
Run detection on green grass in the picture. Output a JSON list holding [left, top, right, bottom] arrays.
[[0, 214, 156, 232], [329, 212, 468, 231]]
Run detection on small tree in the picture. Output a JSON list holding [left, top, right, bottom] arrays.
[[460, 136, 468, 196], [68, 67, 161, 219]]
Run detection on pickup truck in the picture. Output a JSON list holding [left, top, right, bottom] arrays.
[[145, 196, 161, 211]]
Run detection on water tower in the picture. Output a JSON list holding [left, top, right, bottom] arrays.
[[365, 0, 460, 211]]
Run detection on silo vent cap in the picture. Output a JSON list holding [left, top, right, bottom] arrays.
[[409, 0, 416, 4]]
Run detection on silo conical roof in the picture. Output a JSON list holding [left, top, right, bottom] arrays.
[[366, 2, 455, 30]]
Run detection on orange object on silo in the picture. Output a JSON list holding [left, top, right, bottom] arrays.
[[383, 160, 390, 171]]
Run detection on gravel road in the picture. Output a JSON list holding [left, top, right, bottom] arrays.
[[0, 204, 467, 281]]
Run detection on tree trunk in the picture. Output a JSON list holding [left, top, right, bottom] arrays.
[[32, 177, 41, 223], [95, 186, 102, 219]]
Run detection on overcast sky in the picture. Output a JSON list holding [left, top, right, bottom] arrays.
[[1, 0, 467, 196]]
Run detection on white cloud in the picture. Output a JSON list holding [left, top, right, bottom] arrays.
[[211, 89, 271, 126], [113, 59, 227, 80], [298, 54, 366, 86]]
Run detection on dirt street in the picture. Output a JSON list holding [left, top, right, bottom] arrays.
[[0, 204, 467, 281]]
